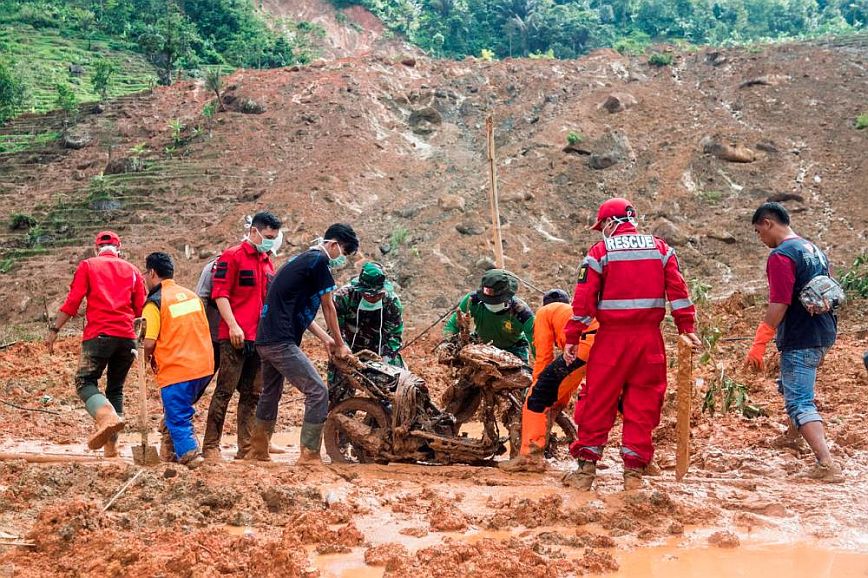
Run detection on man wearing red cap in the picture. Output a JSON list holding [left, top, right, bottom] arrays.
[[562, 199, 700, 491], [46, 231, 147, 456]]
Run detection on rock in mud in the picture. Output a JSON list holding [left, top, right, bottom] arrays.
[[701, 136, 756, 163], [601, 92, 637, 113], [708, 530, 741, 548], [706, 230, 737, 244], [62, 131, 92, 150], [456, 223, 484, 235], [428, 499, 468, 532], [240, 99, 266, 114], [104, 156, 146, 175], [438, 194, 465, 211], [409, 107, 442, 135], [365, 542, 411, 571], [651, 218, 687, 246], [588, 131, 633, 170]]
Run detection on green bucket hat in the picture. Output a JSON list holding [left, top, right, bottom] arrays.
[[477, 269, 518, 304], [351, 262, 389, 294]]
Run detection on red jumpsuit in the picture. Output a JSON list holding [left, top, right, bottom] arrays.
[[564, 224, 695, 469]]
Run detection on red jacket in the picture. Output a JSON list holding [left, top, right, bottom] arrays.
[[565, 224, 695, 344], [211, 241, 274, 341], [60, 254, 146, 341]]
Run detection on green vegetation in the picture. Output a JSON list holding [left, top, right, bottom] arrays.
[[703, 373, 766, 418], [566, 131, 583, 145], [0, 0, 324, 120], [648, 52, 673, 66], [0, 60, 27, 122], [390, 226, 409, 252], [91, 58, 117, 101], [839, 253, 867, 297], [856, 113, 868, 129], [698, 189, 723, 203], [9, 213, 37, 230], [0, 131, 60, 154], [331, 0, 867, 60]]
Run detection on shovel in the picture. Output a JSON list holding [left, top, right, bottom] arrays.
[[131, 318, 160, 466]]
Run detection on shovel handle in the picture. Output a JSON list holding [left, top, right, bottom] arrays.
[[136, 318, 148, 432]]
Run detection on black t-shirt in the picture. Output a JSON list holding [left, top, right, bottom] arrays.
[[256, 248, 335, 346]]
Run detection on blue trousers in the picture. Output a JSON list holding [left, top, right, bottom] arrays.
[[161, 375, 212, 460]]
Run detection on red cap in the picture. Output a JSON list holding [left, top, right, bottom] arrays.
[[591, 198, 636, 231], [94, 231, 121, 247]]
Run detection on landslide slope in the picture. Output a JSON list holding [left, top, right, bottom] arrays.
[[0, 37, 866, 325]]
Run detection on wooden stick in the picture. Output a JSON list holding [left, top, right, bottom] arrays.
[[0, 541, 35, 548], [0, 452, 105, 464], [103, 469, 144, 513], [485, 115, 505, 269], [675, 340, 693, 482]]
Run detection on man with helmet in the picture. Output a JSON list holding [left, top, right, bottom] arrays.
[[334, 261, 405, 367], [562, 198, 700, 491], [499, 289, 599, 472], [443, 269, 535, 363], [46, 231, 147, 457]]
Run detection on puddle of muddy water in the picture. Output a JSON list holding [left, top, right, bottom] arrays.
[[616, 541, 868, 578], [305, 526, 868, 578]]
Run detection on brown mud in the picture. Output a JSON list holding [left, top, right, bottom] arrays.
[[1, 300, 867, 576]]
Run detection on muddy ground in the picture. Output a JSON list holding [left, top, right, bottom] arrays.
[[0, 297, 866, 577]]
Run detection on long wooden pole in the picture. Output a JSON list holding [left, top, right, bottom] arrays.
[[675, 339, 693, 482], [486, 115, 505, 268]]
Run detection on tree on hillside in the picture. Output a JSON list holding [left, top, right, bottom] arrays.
[[0, 61, 27, 123], [137, 5, 199, 85], [204, 69, 224, 111], [91, 58, 117, 102], [55, 83, 78, 134]]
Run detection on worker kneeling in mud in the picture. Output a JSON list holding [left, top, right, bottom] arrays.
[[334, 262, 406, 367], [443, 269, 535, 363], [500, 289, 598, 472], [142, 252, 215, 469]]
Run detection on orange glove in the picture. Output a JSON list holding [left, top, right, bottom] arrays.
[[746, 322, 776, 371]]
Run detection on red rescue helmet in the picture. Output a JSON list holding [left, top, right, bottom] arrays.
[[591, 198, 636, 231], [94, 230, 121, 247]]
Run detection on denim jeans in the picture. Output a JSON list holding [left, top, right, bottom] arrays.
[[777, 347, 828, 427], [256, 341, 328, 424]]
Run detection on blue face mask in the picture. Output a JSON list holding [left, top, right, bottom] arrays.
[[251, 228, 276, 253], [358, 298, 383, 312]]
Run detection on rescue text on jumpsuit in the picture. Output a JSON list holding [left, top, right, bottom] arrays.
[[564, 226, 696, 470]]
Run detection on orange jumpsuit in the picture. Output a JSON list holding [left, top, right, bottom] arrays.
[[519, 302, 598, 454]]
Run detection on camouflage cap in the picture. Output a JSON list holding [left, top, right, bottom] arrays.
[[351, 261, 388, 294], [477, 269, 518, 304]]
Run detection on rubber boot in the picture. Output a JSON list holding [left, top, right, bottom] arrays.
[[178, 449, 204, 470], [202, 447, 223, 462], [562, 459, 596, 490], [623, 467, 644, 491], [297, 421, 324, 465], [235, 406, 254, 460], [246, 419, 273, 462], [103, 432, 120, 458], [88, 402, 125, 450], [499, 443, 546, 473], [158, 419, 177, 463]]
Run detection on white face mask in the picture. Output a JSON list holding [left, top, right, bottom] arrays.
[[484, 302, 509, 313], [601, 216, 635, 240]]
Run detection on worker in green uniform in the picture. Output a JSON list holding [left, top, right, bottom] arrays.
[[334, 262, 405, 367], [444, 269, 535, 362]]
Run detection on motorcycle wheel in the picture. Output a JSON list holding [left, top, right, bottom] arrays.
[[545, 411, 578, 459], [324, 398, 390, 464]]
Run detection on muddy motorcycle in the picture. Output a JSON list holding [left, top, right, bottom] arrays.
[[438, 338, 577, 459], [325, 346, 532, 465]]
